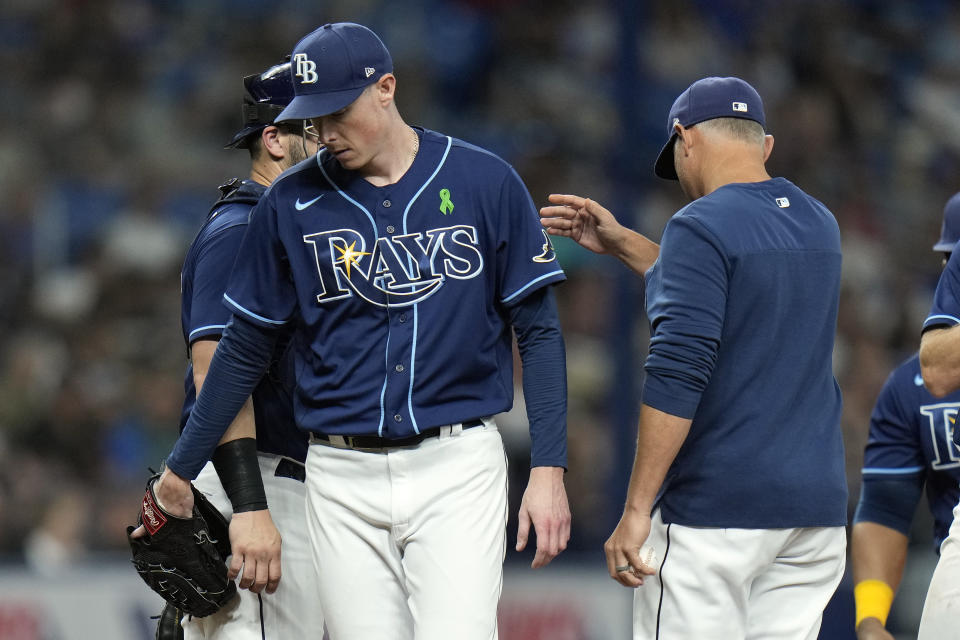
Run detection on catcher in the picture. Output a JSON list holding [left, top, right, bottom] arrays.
[[129, 59, 324, 639]]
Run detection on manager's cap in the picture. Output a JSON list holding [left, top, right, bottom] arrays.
[[276, 22, 393, 122], [654, 76, 767, 180], [934, 192, 960, 252]]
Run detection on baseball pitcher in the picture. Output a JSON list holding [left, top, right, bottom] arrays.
[[141, 22, 570, 640]]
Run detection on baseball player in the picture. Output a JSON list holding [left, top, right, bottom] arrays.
[[852, 193, 960, 639], [542, 77, 847, 639], [914, 193, 960, 639], [144, 22, 571, 640], [161, 60, 324, 639]]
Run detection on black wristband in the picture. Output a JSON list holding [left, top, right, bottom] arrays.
[[211, 438, 268, 513]]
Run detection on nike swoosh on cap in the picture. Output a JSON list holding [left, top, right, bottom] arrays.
[[295, 194, 325, 211]]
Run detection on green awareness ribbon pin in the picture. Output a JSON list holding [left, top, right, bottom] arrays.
[[439, 188, 454, 215]]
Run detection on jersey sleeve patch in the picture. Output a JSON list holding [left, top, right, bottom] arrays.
[[531, 229, 558, 263]]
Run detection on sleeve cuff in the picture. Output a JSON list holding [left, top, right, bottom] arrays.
[[923, 314, 960, 332], [530, 456, 568, 470], [641, 381, 700, 420]]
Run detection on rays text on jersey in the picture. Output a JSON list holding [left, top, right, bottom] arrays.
[[304, 224, 484, 307], [920, 402, 960, 469]]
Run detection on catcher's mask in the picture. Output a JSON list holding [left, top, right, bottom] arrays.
[[225, 59, 296, 149]]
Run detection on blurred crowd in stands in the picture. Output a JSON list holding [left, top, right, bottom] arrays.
[[1, 0, 959, 584]]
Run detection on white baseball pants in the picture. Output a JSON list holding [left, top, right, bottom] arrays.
[[182, 454, 325, 640], [633, 509, 846, 640], [918, 498, 960, 639], [304, 419, 508, 640]]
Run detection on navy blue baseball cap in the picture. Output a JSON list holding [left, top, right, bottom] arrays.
[[275, 23, 393, 121], [654, 76, 767, 180], [225, 61, 296, 149], [934, 192, 960, 252]]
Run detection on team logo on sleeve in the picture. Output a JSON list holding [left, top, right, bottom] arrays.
[[304, 225, 483, 307], [532, 229, 557, 263]]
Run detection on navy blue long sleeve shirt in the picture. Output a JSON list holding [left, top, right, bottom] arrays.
[[643, 177, 848, 529]]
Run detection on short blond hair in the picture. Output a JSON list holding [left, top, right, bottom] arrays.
[[696, 117, 765, 146]]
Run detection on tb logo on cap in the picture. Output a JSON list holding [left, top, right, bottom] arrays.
[[294, 53, 318, 84]]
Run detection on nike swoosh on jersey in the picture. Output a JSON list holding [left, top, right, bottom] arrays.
[[295, 194, 325, 211], [915, 373, 925, 387]]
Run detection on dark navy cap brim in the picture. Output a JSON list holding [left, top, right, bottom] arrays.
[[276, 85, 367, 121], [654, 134, 678, 180], [933, 240, 958, 252], [224, 124, 267, 149]]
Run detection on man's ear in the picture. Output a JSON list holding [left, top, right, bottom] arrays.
[[763, 134, 774, 162], [375, 73, 396, 105], [260, 125, 284, 160], [675, 124, 694, 155]]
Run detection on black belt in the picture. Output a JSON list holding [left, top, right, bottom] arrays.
[[310, 419, 484, 450], [274, 457, 306, 482]]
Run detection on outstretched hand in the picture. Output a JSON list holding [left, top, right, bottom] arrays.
[[539, 194, 623, 255]]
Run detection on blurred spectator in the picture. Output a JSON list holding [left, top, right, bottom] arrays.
[[23, 488, 89, 576]]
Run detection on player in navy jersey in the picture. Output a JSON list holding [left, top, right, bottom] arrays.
[[911, 193, 960, 639], [142, 22, 570, 640], [852, 194, 960, 639], [541, 76, 847, 639], [154, 60, 324, 639]]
